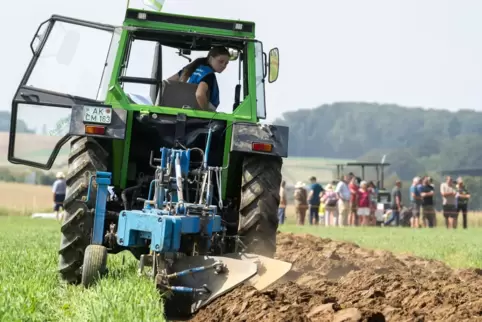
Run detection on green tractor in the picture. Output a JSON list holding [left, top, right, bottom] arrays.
[[8, 5, 290, 317]]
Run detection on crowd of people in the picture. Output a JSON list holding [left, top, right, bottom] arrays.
[[397, 175, 471, 229], [278, 173, 379, 227], [278, 174, 471, 229]]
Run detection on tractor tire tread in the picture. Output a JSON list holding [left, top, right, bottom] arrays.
[[238, 154, 283, 258], [58, 137, 107, 284]]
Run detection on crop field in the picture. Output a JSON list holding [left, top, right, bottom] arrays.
[[0, 182, 54, 216], [0, 132, 69, 168], [2, 202, 482, 320], [279, 206, 482, 268], [0, 217, 165, 322], [281, 157, 354, 184], [2, 178, 482, 320]]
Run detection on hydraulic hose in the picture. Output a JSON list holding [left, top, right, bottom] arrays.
[[121, 183, 143, 210]]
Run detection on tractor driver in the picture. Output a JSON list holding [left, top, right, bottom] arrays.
[[168, 46, 230, 111]]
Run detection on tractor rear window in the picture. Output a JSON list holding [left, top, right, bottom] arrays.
[[26, 21, 116, 101], [119, 33, 247, 113]]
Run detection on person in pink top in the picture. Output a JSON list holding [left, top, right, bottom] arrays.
[[357, 181, 371, 226]]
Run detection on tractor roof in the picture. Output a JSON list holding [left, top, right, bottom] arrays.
[[123, 8, 256, 38]]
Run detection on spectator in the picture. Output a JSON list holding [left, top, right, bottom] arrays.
[[418, 175, 427, 228], [321, 183, 338, 226], [367, 181, 378, 226], [383, 180, 402, 226], [420, 177, 435, 228], [440, 176, 457, 229], [455, 177, 471, 229], [428, 177, 437, 226], [357, 181, 371, 226], [348, 172, 361, 185], [52, 172, 66, 221], [307, 176, 324, 225], [335, 175, 351, 227], [318, 199, 326, 226], [278, 180, 287, 225], [293, 181, 308, 225], [348, 177, 359, 226], [409, 176, 422, 228]]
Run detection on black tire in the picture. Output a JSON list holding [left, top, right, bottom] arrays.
[[81, 244, 108, 287], [238, 154, 283, 258], [58, 137, 108, 284]]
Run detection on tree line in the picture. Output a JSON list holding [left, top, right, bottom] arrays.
[[275, 102, 482, 178], [0, 111, 33, 133]]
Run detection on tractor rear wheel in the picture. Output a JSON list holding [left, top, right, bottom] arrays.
[[238, 154, 283, 258], [58, 137, 108, 284]]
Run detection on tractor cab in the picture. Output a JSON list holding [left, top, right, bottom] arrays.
[[7, 8, 281, 174]]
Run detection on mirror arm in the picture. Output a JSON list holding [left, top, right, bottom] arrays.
[[178, 52, 192, 62], [262, 52, 268, 79]]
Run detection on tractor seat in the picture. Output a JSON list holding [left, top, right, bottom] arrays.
[[158, 80, 216, 111], [158, 80, 200, 110]]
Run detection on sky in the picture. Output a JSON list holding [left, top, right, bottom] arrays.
[[1, 0, 482, 129]]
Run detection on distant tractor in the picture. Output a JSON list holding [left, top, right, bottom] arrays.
[[336, 162, 391, 224], [7, 5, 291, 318]]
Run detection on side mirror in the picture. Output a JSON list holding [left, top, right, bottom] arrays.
[[56, 30, 80, 66], [229, 48, 240, 61], [268, 47, 279, 83], [30, 20, 51, 55]]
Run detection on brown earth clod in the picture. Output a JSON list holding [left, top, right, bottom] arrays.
[[187, 232, 482, 322]]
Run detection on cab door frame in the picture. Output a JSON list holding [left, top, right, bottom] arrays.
[[8, 15, 118, 170]]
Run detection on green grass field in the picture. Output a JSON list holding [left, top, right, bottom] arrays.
[[0, 217, 165, 322], [279, 224, 482, 269], [2, 215, 482, 321]]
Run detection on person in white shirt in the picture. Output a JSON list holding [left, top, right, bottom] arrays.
[[335, 175, 351, 227], [278, 181, 287, 224], [52, 172, 66, 221]]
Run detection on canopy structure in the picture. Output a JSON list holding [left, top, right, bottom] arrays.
[[335, 162, 391, 189]]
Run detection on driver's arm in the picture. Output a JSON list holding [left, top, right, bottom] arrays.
[[195, 82, 210, 110], [168, 70, 182, 81]]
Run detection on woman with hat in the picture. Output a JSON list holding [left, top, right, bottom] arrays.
[[293, 181, 308, 225], [52, 172, 66, 221]]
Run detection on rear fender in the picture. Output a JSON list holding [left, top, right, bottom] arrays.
[[230, 122, 289, 157]]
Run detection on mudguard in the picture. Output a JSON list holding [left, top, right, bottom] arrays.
[[230, 121, 289, 158]]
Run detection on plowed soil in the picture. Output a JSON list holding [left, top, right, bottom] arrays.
[[189, 232, 482, 322]]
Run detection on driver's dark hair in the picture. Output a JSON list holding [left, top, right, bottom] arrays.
[[179, 46, 230, 82]]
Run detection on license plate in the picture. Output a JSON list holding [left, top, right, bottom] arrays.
[[83, 106, 112, 124]]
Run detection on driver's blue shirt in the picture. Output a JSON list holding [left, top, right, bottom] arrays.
[[178, 65, 220, 108]]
